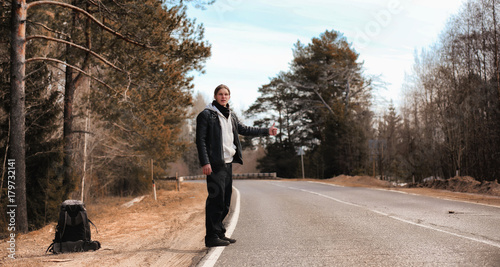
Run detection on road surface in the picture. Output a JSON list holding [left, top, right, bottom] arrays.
[[207, 180, 500, 266]]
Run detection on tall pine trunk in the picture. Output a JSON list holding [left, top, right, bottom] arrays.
[[10, 0, 28, 233]]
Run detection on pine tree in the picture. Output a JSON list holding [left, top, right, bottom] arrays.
[[3, 0, 212, 232], [87, 0, 211, 194], [248, 30, 373, 178], [1, 13, 64, 232]]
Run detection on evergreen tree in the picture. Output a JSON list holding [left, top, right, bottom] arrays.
[[24, 62, 65, 230], [377, 102, 404, 180], [0, 23, 64, 232], [86, 0, 211, 194], [257, 141, 299, 178], [2, 0, 212, 233], [248, 30, 373, 178]]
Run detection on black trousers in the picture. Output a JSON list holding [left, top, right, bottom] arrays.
[[205, 163, 233, 240]]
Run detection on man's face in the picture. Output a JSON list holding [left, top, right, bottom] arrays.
[[215, 88, 230, 107]]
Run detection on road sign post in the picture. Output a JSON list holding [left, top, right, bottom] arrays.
[[298, 147, 305, 179]]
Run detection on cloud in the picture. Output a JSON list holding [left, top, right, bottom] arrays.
[[206, 24, 297, 71], [192, 23, 300, 111]]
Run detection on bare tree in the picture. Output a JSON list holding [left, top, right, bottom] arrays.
[[401, 0, 500, 182]]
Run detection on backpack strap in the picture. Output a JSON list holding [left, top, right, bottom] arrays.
[[56, 207, 68, 243], [46, 242, 54, 254], [89, 219, 98, 234], [80, 210, 91, 241]]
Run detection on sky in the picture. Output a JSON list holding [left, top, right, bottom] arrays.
[[186, 0, 466, 114]]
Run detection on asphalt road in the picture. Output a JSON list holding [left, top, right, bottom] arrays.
[[213, 180, 500, 267]]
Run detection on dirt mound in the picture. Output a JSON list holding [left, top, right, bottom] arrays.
[[423, 176, 500, 197], [327, 175, 500, 197], [326, 175, 392, 188]]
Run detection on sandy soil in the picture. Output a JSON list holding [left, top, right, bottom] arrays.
[[2, 175, 499, 267], [1, 182, 208, 267]]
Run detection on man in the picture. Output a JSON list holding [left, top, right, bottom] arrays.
[[196, 84, 278, 247]]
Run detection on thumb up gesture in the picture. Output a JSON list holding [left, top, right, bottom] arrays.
[[269, 122, 278, 136]]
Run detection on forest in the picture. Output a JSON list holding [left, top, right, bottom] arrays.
[[1, 0, 499, 234], [246, 0, 500, 183], [1, 0, 213, 233]]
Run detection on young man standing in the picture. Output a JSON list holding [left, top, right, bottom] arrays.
[[196, 84, 278, 247]]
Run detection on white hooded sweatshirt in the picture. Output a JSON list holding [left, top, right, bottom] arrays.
[[206, 103, 236, 163]]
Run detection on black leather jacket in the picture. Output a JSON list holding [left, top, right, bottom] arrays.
[[196, 109, 269, 167]]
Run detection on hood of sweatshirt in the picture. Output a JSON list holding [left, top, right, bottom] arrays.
[[205, 102, 231, 120]]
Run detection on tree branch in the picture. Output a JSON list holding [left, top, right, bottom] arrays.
[[84, 0, 116, 19], [312, 87, 335, 115], [27, 20, 70, 39], [27, 0, 154, 49], [294, 82, 336, 116], [26, 57, 116, 92], [72, 130, 94, 135], [27, 35, 127, 73]]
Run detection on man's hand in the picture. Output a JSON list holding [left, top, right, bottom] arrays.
[[202, 164, 212, 175], [269, 122, 278, 136]]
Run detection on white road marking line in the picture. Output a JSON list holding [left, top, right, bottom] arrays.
[[225, 187, 240, 237], [272, 181, 500, 249], [312, 181, 500, 208], [198, 186, 241, 267]]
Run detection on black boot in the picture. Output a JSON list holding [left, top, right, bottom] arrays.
[[219, 236, 236, 243], [205, 237, 230, 247]]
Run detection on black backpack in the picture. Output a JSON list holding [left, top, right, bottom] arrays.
[[46, 200, 101, 253]]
